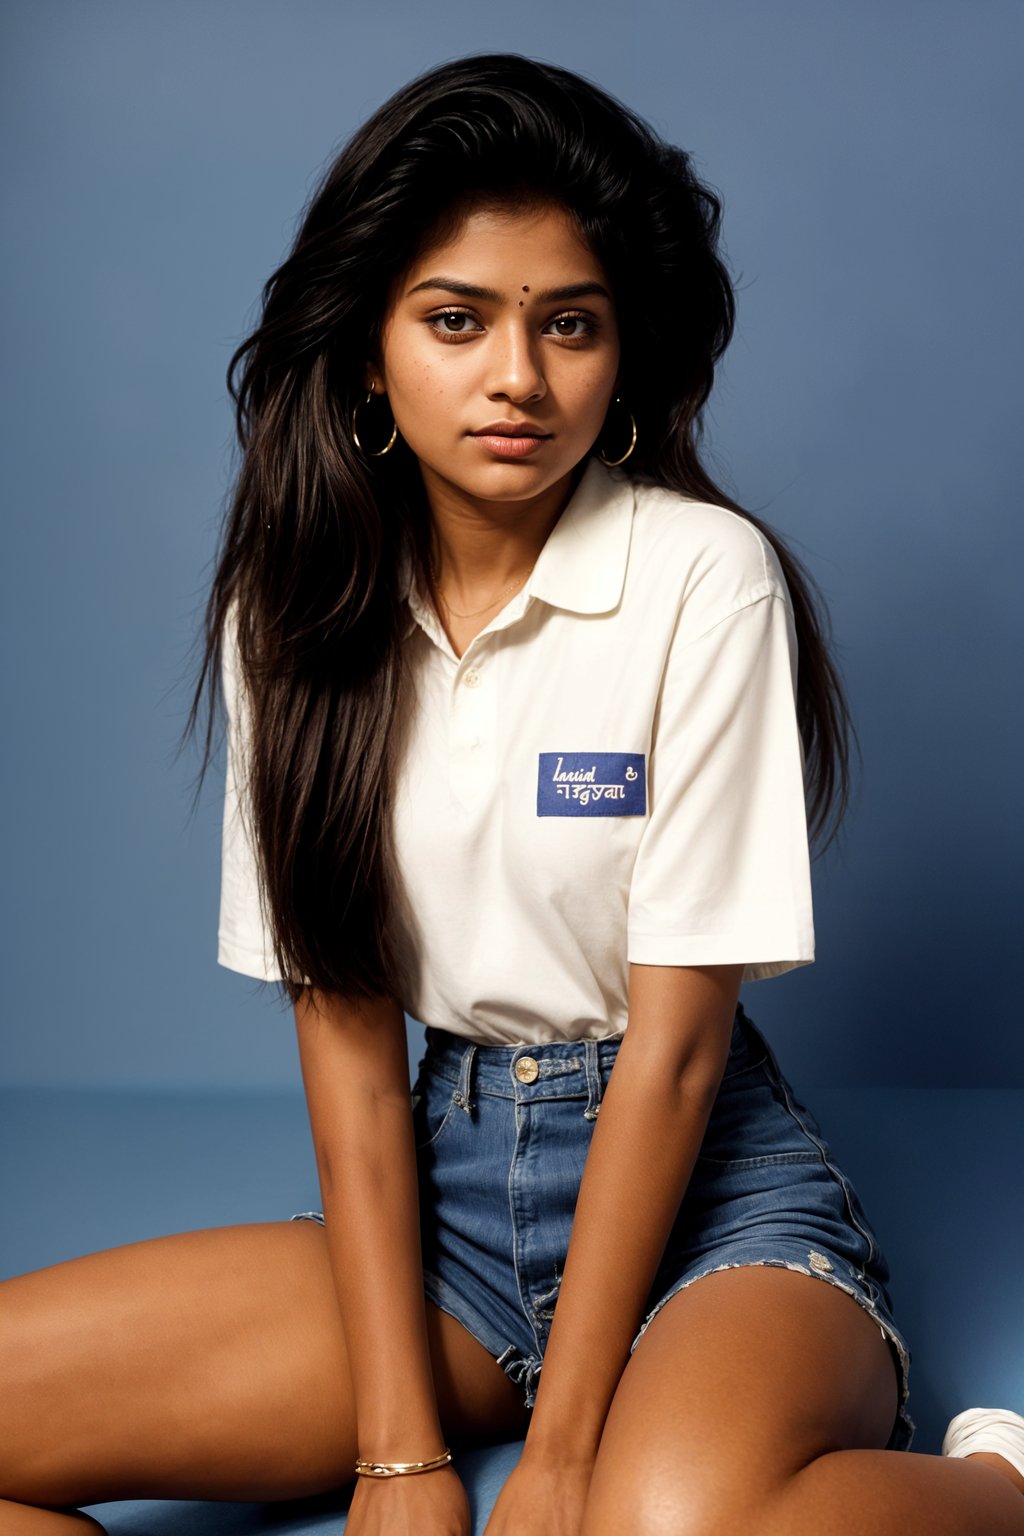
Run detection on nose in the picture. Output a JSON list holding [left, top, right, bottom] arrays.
[[484, 321, 547, 404]]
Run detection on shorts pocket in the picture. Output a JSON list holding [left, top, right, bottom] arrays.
[[718, 1008, 770, 1082], [718, 1042, 770, 1082], [695, 1061, 824, 1168], [412, 1070, 461, 1152], [697, 1148, 824, 1168]]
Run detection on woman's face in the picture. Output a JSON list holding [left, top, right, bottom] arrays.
[[369, 200, 621, 512]]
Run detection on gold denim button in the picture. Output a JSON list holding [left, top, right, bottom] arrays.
[[514, 1056, 540, 1084]]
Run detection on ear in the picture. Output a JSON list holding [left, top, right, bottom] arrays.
[[364, 366, 385, 395]]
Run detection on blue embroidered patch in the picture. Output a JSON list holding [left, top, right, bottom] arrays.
[[537, 753, 647, 816]]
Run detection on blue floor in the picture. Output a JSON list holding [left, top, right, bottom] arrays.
[[2, 1086, 1022, 1532]]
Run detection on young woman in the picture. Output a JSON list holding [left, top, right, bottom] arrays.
[[3, 52, 1023, 1536]]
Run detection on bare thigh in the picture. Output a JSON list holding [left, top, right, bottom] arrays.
[[582, 1264, 900, 1535], [0, 1221, 530, 1508]]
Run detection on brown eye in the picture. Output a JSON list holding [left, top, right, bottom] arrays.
[[545, 312, 594, 340], [428, 309, 483, 338]]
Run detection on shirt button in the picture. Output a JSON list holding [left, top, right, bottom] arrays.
[[469, 737, 482, 750], [514, 1056, 540, 1084], [463, 668, 481, 688]]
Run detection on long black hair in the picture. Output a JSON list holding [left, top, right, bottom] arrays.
[[182, 53, 858, 1007]]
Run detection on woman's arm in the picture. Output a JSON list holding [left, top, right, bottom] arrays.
[[293, 987, 446, 1465], [520, 960, 745, 1465]]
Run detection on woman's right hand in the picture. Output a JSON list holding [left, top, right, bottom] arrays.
[[345, 1463, 472, 1535]]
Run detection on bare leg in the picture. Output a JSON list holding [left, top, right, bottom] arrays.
[[765, 1448, 1024, 1535], [0, 1508, 107, 1534], [964, 1452, 1024, 1496], [0, 1220, 529, 1524], [582, 1264, 1024, 1535]]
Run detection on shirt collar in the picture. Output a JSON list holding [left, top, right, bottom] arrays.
[[397, 457, 636, 640]]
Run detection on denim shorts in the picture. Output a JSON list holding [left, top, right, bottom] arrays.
[[291, 1001, 915, 1453]]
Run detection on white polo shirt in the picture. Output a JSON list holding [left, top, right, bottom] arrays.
[[217, 457, 815, 1045]]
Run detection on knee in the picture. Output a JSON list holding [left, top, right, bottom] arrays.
[[0, 1284, 32, 1475], [0, 1278, 72, 1501], [583, 1461, 770, 1536]]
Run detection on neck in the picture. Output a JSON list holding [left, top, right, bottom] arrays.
[[420, 465, 582, 606]]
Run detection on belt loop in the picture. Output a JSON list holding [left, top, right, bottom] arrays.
[[455, 1042, 477, 1114], [583, 1039, 602, 1120]]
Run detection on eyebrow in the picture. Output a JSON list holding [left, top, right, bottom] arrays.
[[405, 277, 612, 303]]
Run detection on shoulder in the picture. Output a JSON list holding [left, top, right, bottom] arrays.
[[219, 593, 256, 744], [622, 475, 793, 642], [627, 476, 787, 596]]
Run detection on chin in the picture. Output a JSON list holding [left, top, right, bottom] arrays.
[[477, 467, 557, 494], [428, 459, 567, 503]]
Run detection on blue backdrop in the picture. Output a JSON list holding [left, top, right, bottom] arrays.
[[2, 1, 1020, 1093], [2, 0, 1023, 1465]]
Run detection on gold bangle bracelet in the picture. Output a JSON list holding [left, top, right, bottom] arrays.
[[354, 1447, 453, 1477]]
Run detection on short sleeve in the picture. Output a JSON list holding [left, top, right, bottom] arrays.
[[217, 603, 286, 982], [626, 586, 815, 982]]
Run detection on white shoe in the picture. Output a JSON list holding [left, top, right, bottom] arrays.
[[942, 1408, 1024, 1480]]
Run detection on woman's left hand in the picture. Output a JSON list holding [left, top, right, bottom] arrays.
[[482, 1447, 595, 1536]]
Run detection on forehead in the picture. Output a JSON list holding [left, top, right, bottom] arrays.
[[401, 199, 608, 288]]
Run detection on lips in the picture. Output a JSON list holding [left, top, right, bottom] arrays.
[[470, 420, 551, 438], [470, 420, 552, 459]]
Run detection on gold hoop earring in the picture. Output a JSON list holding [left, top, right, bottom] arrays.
[[351, 391, 398, 457], [596, 397, 637, 467]]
